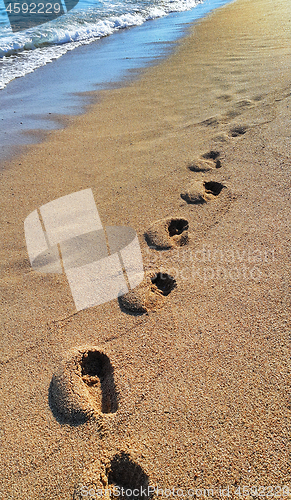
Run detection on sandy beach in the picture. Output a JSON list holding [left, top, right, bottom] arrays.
[[0, 0, 290, 497]]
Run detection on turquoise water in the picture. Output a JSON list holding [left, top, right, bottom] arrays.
[[0, 0, 204, 88], [0, 0, 234, 161]]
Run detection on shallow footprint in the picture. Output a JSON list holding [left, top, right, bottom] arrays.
[[119, 271, 176, 315], [235, 99, 255, 109], [74, 453, 152, 500], [49, 347, 118, 425], [181, 179, 225, 204], [188, 150, 222, 172], [229, 125, 248, 137], [145, 217, 188, 249]]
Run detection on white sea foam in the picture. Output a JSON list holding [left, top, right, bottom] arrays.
[[0, 0, 202, 89]]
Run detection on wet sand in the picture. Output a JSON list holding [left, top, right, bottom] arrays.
[[0, 0, 290, 497]]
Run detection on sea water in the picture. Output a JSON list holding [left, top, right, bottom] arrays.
[[0, 0, 234, 160]]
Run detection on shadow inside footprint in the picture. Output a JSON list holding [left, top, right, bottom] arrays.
[[151, 272, 176, 296], [107, 452, 151, 499], [49, 347, 118, 425], [81, 351, 118, 414], [230, 125, 248, 137], [204, 181, 224, 196], [168, 218, 189, 237]]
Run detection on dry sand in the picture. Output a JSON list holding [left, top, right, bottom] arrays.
[[0, 0, 290, 497]]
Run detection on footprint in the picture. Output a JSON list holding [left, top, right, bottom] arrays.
[[201, 117, 220, 127], [49, 347, 118, 424], [119, 271, 176, 315], [229, 125, 248, 137], [188, 150, 222, 172], [212, 133, 229, 143], [217, 94, 233, 102], [225, 110, 241, 120], [74, 453, 151, 500], [151, 272, 177, 296], [145, 217, 189, 250], [106, 453, 151, 499], [235, 99, 254, 109], [253, 95, 264, 102], [181, 180, 225, 204]]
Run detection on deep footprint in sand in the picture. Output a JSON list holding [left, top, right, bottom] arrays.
[[49, 347, 118, 424], [188, 150, 222, 172], [181, 179, 225, 204], [145, 217, 189, 249], [74, 453, 151, 500], [106, 453, 151, 499], [119, 271, 177, 314]]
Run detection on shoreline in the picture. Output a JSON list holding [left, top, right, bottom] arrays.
[[0, 0, 290, 497], [0, 0, 233, 164]]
